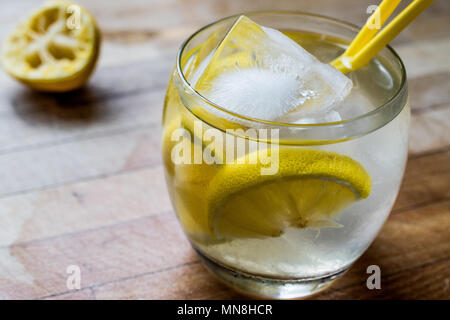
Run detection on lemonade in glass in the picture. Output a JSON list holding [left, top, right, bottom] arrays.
[[162, 12, 409, 299]]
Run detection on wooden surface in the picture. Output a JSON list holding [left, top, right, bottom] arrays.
[[0, 0, 449, 300]]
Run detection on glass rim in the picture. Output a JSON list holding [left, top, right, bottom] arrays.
[[175, 10, 408, 132]]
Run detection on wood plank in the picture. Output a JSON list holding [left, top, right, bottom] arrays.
[[0, 57, 171, 153], [3, 198, 447, 299], [93, 262, 243, 300], [0, 121, 446, 300], [408, 72, 450, 113], [316, 257, 450, 299], [315, 200, 450, 299], [396, 38, 450, 78], [393, 150, 450, 212], [0, 0, 448, 300], [0, 166, 171, 246], [1, 0, 447, 42], [0, 68, 446, 157], [0, 127, 443, 299], [409, 106, 450, 155], [0, 137, 446, 250], [0, 0, 447, 65], [0, 213, 195, 299], [394, 13, 450, 45], [90, 200, 450, 299], [0, 126, 161, 197], [43, 288, 95, 300], [0, 8, 445, 174], [0, 101, 445, 199], [0, 91, 163, 155]]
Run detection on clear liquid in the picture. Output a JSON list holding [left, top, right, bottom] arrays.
[[282, 31, 402, 123], [197, 107, 409, 278], [163, 31, 409, 279]]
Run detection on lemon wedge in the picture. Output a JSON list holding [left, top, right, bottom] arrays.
[[162, 115, 219, 243], [207, 148, 371, 240], [1, 0, 100, 92]]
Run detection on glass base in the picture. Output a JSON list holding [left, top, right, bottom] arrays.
[[195, 249, 348, 299]]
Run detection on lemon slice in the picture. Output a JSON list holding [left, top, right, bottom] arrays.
[[2, 0, 100, 92], [162, 115, 219, 243], [207, 148, 371, 240]]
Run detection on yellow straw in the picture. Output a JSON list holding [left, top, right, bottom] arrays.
[[332, 0, 435, 73], [344, 0, 402, 57]]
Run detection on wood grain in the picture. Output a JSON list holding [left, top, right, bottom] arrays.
[[0, 0, 449, 300]]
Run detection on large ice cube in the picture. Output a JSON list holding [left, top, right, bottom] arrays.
[[190, 16, 352, 123]]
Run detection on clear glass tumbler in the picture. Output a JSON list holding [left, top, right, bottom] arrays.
[[162, 12, 409, 299]]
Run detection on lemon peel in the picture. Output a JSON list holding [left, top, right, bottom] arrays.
[[2, 0, 100, 92], [207, 148, 372, 240]]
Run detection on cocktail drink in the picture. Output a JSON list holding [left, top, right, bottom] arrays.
[[162, 12, 409, 298]]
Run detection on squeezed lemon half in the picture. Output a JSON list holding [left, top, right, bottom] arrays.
[[207, 148, 372, 240], [2, 0, 100, 92]]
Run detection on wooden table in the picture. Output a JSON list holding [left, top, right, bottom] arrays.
[[0, 0, 449, 300]]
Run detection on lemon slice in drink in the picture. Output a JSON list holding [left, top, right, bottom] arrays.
[[162, 115, 219, 243], [207, 148, 371, 240], [2, 1, 100, 92]]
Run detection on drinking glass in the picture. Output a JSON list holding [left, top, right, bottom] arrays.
[[162, 12, 409, 299]]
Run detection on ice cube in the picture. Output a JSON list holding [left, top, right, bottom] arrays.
[[191, 16, 352, 123], [294, 110, 342, 125]]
